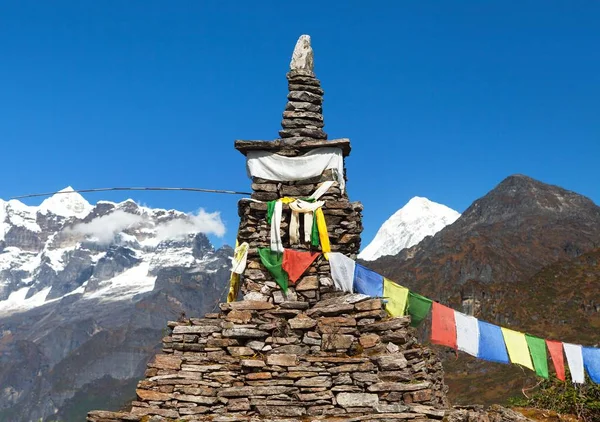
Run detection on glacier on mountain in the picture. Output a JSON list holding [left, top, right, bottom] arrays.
[[0, 187, 228, 315], [359, 196, 460, 261]]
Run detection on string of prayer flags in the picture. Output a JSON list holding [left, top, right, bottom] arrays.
[[282, 249, 319, 283], [249, 246, 600, 385], [354, 264, 384, 297], [407, 292, 432, 327], [501, 328, 534, 370], [383, 278, 408, 317], [431, 302, 457, 349], [546, 340, 566, 381], [328, 252, 355, 292], [455, 311, 479, 357], [258, 248, 289, 293], [563, 343, 585, 384], [478, 321, 509, 364], [525, 335, 549, 379], [583, 347, 600, 384]]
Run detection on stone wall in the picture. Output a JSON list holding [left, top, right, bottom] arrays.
[[234, 139, 362, 304], [88, 294, 450, 421]]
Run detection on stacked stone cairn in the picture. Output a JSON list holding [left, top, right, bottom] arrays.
[[280, 69, 326, 142], [280, 34, 327, 144], [88, 35, 532, 422]]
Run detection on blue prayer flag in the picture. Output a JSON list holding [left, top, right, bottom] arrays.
[[583, 347, 600, 383], [353, 264, 384, 297], [477, 321, 509, 364]]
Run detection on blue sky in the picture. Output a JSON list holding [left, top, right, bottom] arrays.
[[1, 1, 599, 248]]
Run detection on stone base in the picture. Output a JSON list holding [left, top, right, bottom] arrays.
[[88, 294, 449, 421]]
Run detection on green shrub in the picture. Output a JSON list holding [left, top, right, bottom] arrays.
[[510, 369, 600, 422]]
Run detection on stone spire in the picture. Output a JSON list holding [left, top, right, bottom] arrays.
[[279, 35, 327, 143]]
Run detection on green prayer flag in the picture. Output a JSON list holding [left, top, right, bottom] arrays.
[[266, 201, 276, 224], [525, 334, 549, 379], [258, 248, 288, 292], [407, 291, 433, 327], [311, 213, 320, 247]]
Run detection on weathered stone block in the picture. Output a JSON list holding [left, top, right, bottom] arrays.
[[256, 405, 307, 417], [241, 359, 265, 368], [246, 372, 272, 380], [226, 309, 253, 324], [368, 381, 431, 392], [376, 355, 408, 370], [359, 333, 380, 348], [227, 398, 251, 411], [222, 328, 269, 338], [174, 394, 220, 404], [289, 314, 317, 329], [136, 389, 172, 401], [295, 376, 332, 388], [355, 298, 383, 311], [335, 392, 379, 408], [266, 353, 298, 367], [361, 317, 411, 332], [148, 355, 182, 370], [296, 275, 319, 291], [319, 316, 357, 327], [306, 303, 355, 317], [351, 372, 380, 383], [172, 325, 220, 335], [227, 346, 254, 356]]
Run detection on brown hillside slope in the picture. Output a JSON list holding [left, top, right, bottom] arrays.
[[368, 175, 600, 404]]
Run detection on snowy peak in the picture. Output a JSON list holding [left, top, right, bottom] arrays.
[[359, 196, 460, 261], [38, 186, 93, 218], [0, 189, 229, 316]]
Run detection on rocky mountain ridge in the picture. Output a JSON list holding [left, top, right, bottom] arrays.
[[0, 187, 232, 421], [368, 174, 600, 404]]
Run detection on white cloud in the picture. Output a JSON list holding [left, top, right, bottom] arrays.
[[64, 208, 225, 245], [154, 208, 225, 242], [65, 210, 144, 245]]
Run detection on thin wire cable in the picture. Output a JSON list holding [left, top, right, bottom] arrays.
[[10, 186, 252, 200]]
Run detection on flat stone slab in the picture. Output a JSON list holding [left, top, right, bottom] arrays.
[[234, 138, 351, 156]]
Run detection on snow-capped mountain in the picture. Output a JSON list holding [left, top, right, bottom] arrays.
[[359, 196, 460, 261], [0, 187, 232, 421]]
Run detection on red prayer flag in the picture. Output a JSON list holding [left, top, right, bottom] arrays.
[[431, 302, 457, 349], [282, 249, 320, 283], [546, 340, 566, 381]]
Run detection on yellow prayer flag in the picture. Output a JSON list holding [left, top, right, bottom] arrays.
[[227, 239, 241, 303], [227, 273, 240, 303], [280, 197, 296, 204], [501, 327, 534, 371], [383, 278, 409, 317], [315, 208, 331, 258]]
